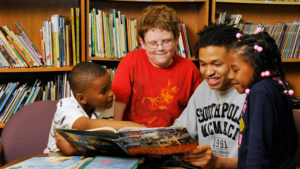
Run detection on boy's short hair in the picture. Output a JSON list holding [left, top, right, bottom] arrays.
[[195, 23, 241, 59], [136, 4, 180, 41], [68, 62, 107, 95]]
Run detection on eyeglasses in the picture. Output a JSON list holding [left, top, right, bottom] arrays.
[[145, 39, 174, 49]]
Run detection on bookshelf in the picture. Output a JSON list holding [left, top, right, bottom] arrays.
[[211, 0, 300, 96], [0, 0, 86, 127], [86, 0, 209, 65]]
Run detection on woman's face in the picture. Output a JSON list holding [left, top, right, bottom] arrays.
[[227, 49, 254, 94], [140, 28, 178, 68]]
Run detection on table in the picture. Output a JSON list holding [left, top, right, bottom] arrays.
[[0, 152, 186, 169], [0, 152, 62, 169]]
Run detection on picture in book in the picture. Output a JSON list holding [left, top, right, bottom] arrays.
[[56, 126, 198, 157]]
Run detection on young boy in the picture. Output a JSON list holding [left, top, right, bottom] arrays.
[[44, 62, 145, 154], [112, 4, 202, 127], [173, 24, 246, 169]]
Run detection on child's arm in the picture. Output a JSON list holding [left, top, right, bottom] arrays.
[[72, 116, 146, 131], [54, 130, 80, 156], [113, 100, 127, 120], [182, 145, 237, 169]]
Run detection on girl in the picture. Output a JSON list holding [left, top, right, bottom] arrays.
[[227, 31, 298, 169]]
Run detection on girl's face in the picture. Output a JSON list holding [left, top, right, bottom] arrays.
[[227, 49, 254, 94], [140, 28, 178, 68]]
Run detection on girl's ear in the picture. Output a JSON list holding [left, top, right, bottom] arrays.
[[76, 93, 87, 105], [139, 37, 146, 49]]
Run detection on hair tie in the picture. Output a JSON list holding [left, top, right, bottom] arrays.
[[254, 44, 263, 52], [255, 27, 262, 34], [284, 89, 294, 96], [245, 88, 250, 95], [260, 70, 270, 77], [236, 33, 243, 39]]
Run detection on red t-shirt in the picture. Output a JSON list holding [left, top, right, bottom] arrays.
[[112, 49, 202, 127]]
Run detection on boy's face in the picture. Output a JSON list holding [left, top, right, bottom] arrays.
[[85, 72, 114, 109], [227, 50, 254, 94], [140, 28, 178, 68], [199, 46, 232, 91]]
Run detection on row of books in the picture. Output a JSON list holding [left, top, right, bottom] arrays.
[[40, 8, 81, 67], [0, 23, 43, 68], [88, 8, 193, 59], [216, 12, 300, 59], [177, 22, 193, 58], [88, 8, 138, 59], [0, 7, 81, 69], [265, 22, 300, 59], [237, 22, 300, 59], [0, 73, 70, 123]]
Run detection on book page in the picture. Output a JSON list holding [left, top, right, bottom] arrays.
[[86, 126, 117, 133], [117, 126, 198, 156], [118, 126, 147, 132]]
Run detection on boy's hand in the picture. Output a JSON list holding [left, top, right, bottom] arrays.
[[182, 145, 216, 169], [54, 130, 80, 156]]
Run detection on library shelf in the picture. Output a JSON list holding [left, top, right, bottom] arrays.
[[0, 67, 74, 73]]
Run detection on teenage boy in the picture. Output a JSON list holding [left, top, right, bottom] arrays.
[[44, 62, 145, 154], [173, 24, 246, 169], [112, 4, 202, 127]]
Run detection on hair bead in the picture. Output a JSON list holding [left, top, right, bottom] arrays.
[[245, 88, 250, 95], [236, 33, 243, 39]]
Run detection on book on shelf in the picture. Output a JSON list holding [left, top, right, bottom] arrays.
[[75, 7, 80, 64], [51, 14, 61, 67], [15, 22, 43, 64], [229, 14, 242, 26], [89, 8, 137, 59], [180, 22, 192, 58], [0, 82, 19, 113], [70, 8, 77, 65], [55, 126, 198, 157], [0, 23, 42, 68], [0, 72, 71, 123]]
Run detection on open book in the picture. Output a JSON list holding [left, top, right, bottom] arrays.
[[55, 126, 198, 157]]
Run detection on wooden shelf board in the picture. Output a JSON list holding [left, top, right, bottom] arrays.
[[216, 0, 300, 5], [89, 56, 198, 62], [282, 59, 300, 63], [89, 57, 122, 61], [105, 0, 206, 2], [0, 66, 74, 73], [0, 123, 5, 128]]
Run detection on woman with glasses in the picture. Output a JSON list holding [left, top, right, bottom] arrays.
[[112, 4, 202, 127]]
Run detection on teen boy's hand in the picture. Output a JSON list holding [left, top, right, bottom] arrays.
[[54, 130, 80, 156], [182, 145, 237, 169]]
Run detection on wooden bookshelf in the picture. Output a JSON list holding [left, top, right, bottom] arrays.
[[0, 66, 73, 73], [86, 0, 209, 61], [0, 0, 85, 126], [211, 0, 300, 96], [89, 56, 198, 62], [0, 0, 86, 68], [0, 123, 5, 128]]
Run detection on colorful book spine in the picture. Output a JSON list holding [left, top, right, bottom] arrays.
[[51, 14, 61, 67], [70, 8, 77, 66]]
